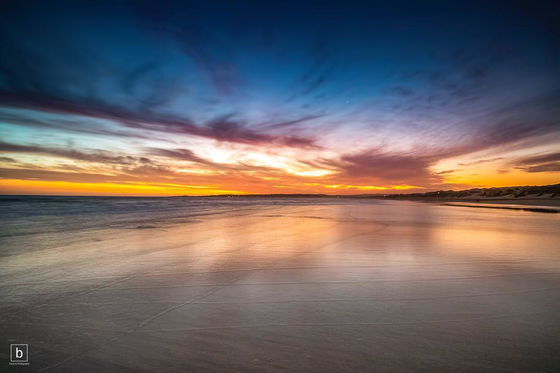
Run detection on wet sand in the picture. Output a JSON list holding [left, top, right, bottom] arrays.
[[442, 202, 560, 213], [460, 198, 560, 207], [1, 199, 560, 371], [407, 197, 560, 207]]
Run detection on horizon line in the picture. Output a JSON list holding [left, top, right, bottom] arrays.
[[0, 183, 558, 198]]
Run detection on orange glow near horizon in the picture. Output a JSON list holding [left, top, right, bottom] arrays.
[[0, 178, 431, 196], [2, 150, 560, 197], [0, 179, 248, 196], [442, 171, 560, 188]]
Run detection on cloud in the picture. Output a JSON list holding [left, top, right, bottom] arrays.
[[516, 152, 560, 166], [0, 141, 151, 165], [459, 157, 503, 166], [339, 151, 435, 181], [147, 147, 213, 165], [0, 167, 122, 183], [520, 163, 560, 173], [0, 110, 164, 141], [261, 115, 323, 130], [514, 152, 560, 173], [0, 4, 319, 149], [0, 92, 318, 148], [424, 91, 560, 160], [308, 149, 440, 187]]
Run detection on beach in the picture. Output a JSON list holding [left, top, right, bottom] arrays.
[[1, 197, 559, 371]]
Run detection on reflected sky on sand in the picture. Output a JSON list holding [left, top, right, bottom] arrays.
[[1, 198, 559, 371]]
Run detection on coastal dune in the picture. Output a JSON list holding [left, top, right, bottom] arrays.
[[1, 198, 559, 371]]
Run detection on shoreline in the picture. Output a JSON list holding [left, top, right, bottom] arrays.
[[404, 198, 560, 207], [408, 198, 560, 213], [440, 202, 559, 214]]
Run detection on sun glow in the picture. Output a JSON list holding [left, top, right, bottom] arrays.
[[288, 169, 333, 177], [325, 184, 422, 191], [0, 179, 244, 196], [176, 169, 219, 175]]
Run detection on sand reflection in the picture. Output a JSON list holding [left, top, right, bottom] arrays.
[[1, 200, 559, 371]]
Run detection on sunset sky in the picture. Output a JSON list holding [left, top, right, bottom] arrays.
[[0, 0, 559, 195]]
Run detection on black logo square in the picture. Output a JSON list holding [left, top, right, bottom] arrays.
[[10, 344, 28, 363]]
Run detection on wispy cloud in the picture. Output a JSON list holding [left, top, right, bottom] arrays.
[[0, 141, 152, 165], [514, 152, 560, 173]]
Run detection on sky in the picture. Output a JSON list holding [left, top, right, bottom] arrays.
[[0, 0, 559, 196]]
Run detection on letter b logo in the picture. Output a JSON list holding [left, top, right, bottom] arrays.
[[10, 344, 28, 363]]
